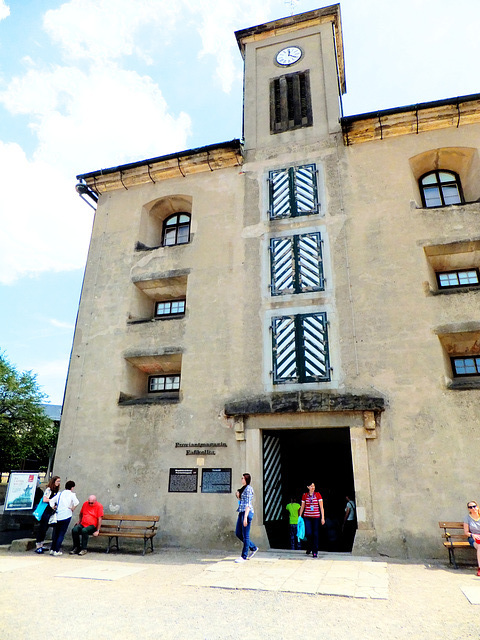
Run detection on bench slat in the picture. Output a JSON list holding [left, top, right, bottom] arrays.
[[97, 513, 159, 556], [102, 514, 159, 522]]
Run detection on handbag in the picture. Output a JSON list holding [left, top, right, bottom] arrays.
[[48, 491, 62, 525], [33, 500, 48, 521]]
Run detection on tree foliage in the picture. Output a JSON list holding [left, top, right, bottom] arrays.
[[0, 353, 58, 472]]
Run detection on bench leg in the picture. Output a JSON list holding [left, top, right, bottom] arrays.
[[142, 537, 155, 555], [449, 546, 458, 569], [106, 536, 120, 554]]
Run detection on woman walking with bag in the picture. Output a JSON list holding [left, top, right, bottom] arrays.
[[34, 476, 61, 554], [234, 473, 258, 563], [298, 482, 325, 558], [49, 480, 79, 556]]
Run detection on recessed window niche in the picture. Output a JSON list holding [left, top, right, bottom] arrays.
[[137, 195, 193, 250]]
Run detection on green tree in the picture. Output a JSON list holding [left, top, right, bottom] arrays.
[[0, 353, 58, 472]]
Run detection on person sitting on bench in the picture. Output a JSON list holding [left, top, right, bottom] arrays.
[[464, 501, 480, 576], [70, 495, 104, 556]]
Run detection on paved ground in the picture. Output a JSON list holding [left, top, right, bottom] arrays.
[[1, 546, 479, 640]]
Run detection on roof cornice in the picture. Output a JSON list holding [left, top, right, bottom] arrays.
[[341, 94, 480, 145], [77, 140, 243, 194]]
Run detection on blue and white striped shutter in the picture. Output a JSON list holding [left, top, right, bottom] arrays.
[[270, 236, 295, 295], [300, 313, 330, 381], [293, 164, 318, 216], [269, 168, 291, 219], [297, 233, 324, 292], [272, 315, 298, 383], [271, 233, 323, 295], [263, 434, 283, 523]]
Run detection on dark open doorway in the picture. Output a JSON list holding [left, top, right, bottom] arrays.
[[263, 427, 356, 551]]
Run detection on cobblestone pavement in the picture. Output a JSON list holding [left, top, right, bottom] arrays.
[[0, 547, 479, 640]]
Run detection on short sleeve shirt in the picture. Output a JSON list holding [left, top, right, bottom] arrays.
[[302, 492, 322, 518], [286, 503, 300, 524], [464, 514, 480, 536], [80, 501, 104, 527]]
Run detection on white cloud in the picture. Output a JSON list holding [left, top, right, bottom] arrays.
[[43, 0, 275, 94], [49, 318, 75, 330], [185, 0, 275, 93], [0, 1, 9, 21], [1, 63, 191, 173], [43, 0, 179, 62], [0, 141, 92, 284]]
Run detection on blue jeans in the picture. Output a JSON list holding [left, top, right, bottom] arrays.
[[236, 511, 257, 559], [304, 517, 320, 554], [290, 523, 300, 550], [51, 517, 71, 552]]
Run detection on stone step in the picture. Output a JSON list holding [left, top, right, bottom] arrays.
[[9, 538, 36, 552]]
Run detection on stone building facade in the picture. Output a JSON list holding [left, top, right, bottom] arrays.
[[55, 4, 480, 558]]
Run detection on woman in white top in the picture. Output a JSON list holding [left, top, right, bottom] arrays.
[[49, 480, 79, 556]]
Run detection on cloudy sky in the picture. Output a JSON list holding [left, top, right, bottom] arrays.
[[1, 0, 479, 405]]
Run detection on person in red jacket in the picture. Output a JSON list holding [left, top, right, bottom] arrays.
[[70, 495, 104, 556]]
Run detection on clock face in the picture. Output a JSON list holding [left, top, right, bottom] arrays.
[[275, 46, 303, 66]]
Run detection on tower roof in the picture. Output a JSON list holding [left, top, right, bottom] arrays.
[[235, 4, 345, 94]]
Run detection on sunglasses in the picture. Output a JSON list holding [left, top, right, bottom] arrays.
[[468, 505, 478, 509]]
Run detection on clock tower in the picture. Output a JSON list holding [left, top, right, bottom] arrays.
[[235, 4, 345, 155]]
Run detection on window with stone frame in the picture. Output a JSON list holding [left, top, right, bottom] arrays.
[[163, 213, 191, 246], [269, 164, 318, 220], [436, 268, 479, 290], [451, 356, 480, 377], [424, 241, 480, 294], [271, 312, 330, 384], [437, 329, 480, 390], [154, 299, 186, 318], [270, 232, 324, 295], [148, 374, 181, 393], [270, 70, 312, 134], [419, 170, 464, 208]]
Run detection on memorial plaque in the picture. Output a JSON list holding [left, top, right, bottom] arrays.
[[201, 468, 232, 494], [168, 468, 198, 493]]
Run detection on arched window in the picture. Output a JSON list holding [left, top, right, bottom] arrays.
[[420, 170, 464, 208], [163, 213, 191, 246]]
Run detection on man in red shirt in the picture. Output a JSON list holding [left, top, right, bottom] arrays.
[[70, 495, 104, 556]]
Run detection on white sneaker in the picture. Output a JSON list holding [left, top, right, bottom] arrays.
[[53, 551, 62, 556], [49, 550, 54, 556], [248, 548, 258, 560], [234, 557, 246, 563]]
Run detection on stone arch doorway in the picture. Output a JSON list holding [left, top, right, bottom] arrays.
[[263, 427, 356, 551]]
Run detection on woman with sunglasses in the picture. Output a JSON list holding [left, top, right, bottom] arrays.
[[463, 501, 480, 576]]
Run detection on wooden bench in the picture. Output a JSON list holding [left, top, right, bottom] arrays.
[[98, 514, 159, 556], [439, 521, 476, 569]]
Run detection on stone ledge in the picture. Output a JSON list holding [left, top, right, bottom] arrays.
[[447, 379, 480, 391], [9, 538, 36, 552], [119, 393, 181, 406], [225, 391, 385, 416]]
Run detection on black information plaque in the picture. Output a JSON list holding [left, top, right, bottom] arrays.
[[201, 468, 232, 494], [168, 468, 198, 493]]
